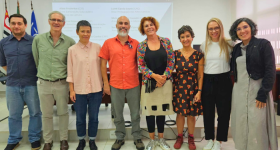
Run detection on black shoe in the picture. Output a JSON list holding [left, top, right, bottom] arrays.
[[89, 140, 98, 150], [31, 140, 41, 150], [76, 139, 86, 150], [4, 143, 20, 150]]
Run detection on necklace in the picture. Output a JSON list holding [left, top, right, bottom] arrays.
[[181, 48, 194, 60]]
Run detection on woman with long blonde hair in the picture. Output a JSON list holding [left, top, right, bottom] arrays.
[[200, 18, 234, 150]]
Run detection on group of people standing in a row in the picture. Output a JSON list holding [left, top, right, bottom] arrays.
[[0, 10, 277, 150]]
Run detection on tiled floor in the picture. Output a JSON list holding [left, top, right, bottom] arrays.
[[1, 92, 280, 149], [0, 138, 237, 150], [1, 138, 280, 150]]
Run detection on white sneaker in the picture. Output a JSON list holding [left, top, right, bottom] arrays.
[[203, 140, 214, 150], [157, 138, 171, 150], [211, 141, 221, 150], [146, 139, 157, 150]]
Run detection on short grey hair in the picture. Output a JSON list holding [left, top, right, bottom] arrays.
[[229, 17, 258, 41], [48, 11, 65, 21], [178, 25, 195, 39], [76, 20, 92, 32]]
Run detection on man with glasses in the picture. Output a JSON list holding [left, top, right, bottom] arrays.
[[0, 14, 42, 150], [32, 11, 75, 150]]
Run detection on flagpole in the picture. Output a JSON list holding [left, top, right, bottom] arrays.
[[31, 0, 33, 10], [17, 0, 20, 14], [5, 0, 7, 10]]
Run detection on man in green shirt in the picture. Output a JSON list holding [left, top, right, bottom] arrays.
[[32, 11, 75, 150]]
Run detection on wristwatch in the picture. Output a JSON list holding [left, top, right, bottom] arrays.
[[198, 89, 202, 91]]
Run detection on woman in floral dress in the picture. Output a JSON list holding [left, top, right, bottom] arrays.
[[173, 25, 204, 150]]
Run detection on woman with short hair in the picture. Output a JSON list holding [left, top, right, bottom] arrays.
[[67, 20, 103, 150], [173, 25, 204, 150], [137, 16, 175, 150]]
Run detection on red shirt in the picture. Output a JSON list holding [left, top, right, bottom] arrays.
[[99, 35, 139, 89]]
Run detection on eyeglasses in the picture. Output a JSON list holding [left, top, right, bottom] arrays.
[[49, 19, 64, 23], [125, 41, 133, 49], [236, 25, 249, 32], [208, 27, 220, 32]]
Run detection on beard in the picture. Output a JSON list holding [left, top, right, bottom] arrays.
[[117, 28, 129, 37]]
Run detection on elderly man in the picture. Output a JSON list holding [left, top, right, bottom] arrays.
[[99, 16, 144, 150], [0, 14, 42, 150], [32, 11, 75, 150]]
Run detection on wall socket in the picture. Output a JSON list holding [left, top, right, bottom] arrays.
[[110, 130, 116, 139], [201, 128, 205, 137]]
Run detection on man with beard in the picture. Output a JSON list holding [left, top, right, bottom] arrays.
[[99, 16, 144, 150], [32, 11, 75, 150], [0, 14, 42, 150]]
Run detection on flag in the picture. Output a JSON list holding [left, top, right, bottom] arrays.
[[31, 10, 38, 36], [3, 10, 11, 39], [17, 0, 20, 14]]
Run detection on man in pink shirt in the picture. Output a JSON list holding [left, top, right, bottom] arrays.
[[99, 16, 144, 150], [67, 20, 103, 150]]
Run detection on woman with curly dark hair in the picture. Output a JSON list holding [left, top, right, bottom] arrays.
[[229, 17, 278, 150]]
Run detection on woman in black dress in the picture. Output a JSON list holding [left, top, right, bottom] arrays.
[[173, 25, 204, 150], [137, 16, 174, 150]]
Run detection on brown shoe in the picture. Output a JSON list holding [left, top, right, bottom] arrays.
[[60, 140, 69, 150], [43, 141, 53, 150]]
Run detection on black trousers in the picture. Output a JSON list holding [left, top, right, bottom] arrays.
[[146, 116, 166, 133], [146, 104, 167, 133], [201, 72, 232, 141]]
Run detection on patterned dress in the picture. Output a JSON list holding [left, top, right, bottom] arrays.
[[173, 50, 204, 116]]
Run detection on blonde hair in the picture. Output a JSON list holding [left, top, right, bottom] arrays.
[[205, 18, 232, 62]]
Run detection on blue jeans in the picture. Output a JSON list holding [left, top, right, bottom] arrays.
[[6, 86, 42, 144], [74, 91, 103, 140]]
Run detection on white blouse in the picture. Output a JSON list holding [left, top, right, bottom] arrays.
[[200, 41, 234, 74]]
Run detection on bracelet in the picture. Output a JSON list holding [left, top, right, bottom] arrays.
[[198, 89, 202, 91]]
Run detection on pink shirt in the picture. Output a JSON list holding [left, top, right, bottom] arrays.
[[67, 42, 103, 94]]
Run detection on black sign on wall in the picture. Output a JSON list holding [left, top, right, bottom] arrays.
[[193, 45, 201, 52]]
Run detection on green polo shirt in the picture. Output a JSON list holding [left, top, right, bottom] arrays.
[[32, 32, 75, 81]]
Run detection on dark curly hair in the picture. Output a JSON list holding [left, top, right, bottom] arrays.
[[178, 25, 195, 39], [229, 17, 258, 41]]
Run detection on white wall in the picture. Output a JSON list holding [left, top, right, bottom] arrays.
[[0, 0, 234, 48], [233, 0, 280, 63], [172, 0, 234, 49], [0, 0, 235, 91]]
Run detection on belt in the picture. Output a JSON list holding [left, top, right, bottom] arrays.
[[39, 78, 66, 82]]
